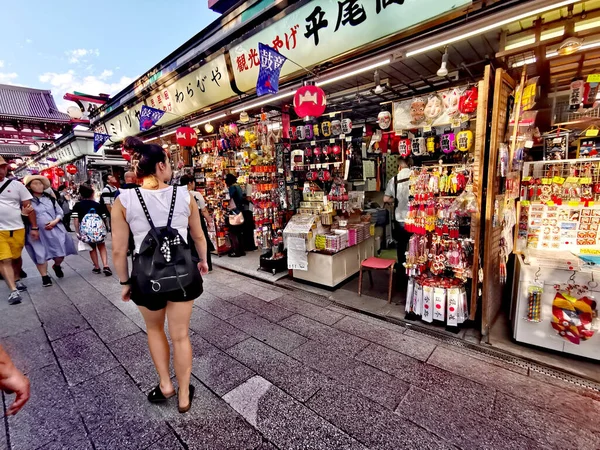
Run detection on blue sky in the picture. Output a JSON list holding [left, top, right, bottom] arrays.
[[0, 0, 220, 111]]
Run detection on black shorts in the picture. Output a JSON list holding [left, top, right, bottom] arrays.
[[130, 275, 203, 311]]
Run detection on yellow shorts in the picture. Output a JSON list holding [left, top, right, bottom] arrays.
[[0, 229, 26, 261]]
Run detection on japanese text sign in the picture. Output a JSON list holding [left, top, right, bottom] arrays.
[[230, 0, 472, 92], [93, 133, 111, 153], [139, 105, 166, 131], [257, 43, 287, 96]]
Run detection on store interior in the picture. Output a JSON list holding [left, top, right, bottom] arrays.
[[101, 1, 600, 381]]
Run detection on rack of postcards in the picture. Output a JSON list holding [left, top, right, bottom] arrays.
[[403, 162, 478, 326]]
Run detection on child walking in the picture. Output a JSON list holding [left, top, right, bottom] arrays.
[[72, 184, 112, 276]]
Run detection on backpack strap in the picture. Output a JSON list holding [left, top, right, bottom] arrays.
[[166, 186, 178, 228], [134, 186, 178, 231], [0, 180, 12, 196]]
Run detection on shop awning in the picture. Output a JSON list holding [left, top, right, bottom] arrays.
[[0, 144, 32, 157]]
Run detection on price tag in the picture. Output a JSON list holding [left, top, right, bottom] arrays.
[[521, 200, 530, 206], [395, 130, 403, 136], [346, 137, 352, 142], [451, 118, 462, 128], [587, 74, 600, 83], [330, 138, 335, 144], [581, 248, 600, 254], [541, 178, 552, 185], [552, 176, 565, 184], [552, 137, 563, 144], [565, 176, 579, 183], [525, 140, 534, 148], [568, 200, 581, 207], [278, 168, 284, 174], [580, 177, 593, 184], [522, 176, 532, 183], [586, 129, 599, 137], [310, 140, 316, 146], [547, 200, 555, 206], [339, 134, 346, 139], [422, 125, 432, 133]]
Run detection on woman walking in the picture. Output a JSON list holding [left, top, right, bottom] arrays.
[[23, 175, 77, 287], [224, 174, 246, 257], [180, 174, 214, 271], [112, 137, 208, 413]]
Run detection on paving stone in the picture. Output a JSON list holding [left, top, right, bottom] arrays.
[[254, 440, 280, 450], [161, 375, 263, 449], [28, 284, 73, 312], [227, 338, 331, 402], [108, 296, 147, 331], [225, 294, 294, 322], [291, 340, 408, 409], [52, 329, 119, 386], [144, 432, 185, 450], [194, 291, 246, 320], [396, 386, 539, 450], [203, 282, 244, 299], [0, 304, 41, 338], [492, 392, 600, 448], [227, 312, 307, 355], [279, 314, 369, 356], [334, 316, 435, 361], [428, 346, 600, 423], [271, 295, 344, 325], [288, 289, 334, 307], [307, 383, 454, 450], [70, 367, 169, 450], [438, 342, 529, 376], [224, 376, 366, 450], [37, 432, 94, 450], [78, 301, 141, 343], [6, 363, 88, 450], [36, 303, 90, 341], [1, 327, 55, 375], [108, 332, 173, 392], [356, 344, 496, 414], [189, 334, 255, 396], [188, 307, 249, 350]]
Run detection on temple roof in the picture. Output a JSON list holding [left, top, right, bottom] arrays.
[[0, 144, 31, 157], [0, 84, 70, 123]]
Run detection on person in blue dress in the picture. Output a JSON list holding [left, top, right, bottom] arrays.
[[23, 175, 76, 287]]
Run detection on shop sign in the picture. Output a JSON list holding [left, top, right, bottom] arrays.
[[230, 0, 471, 92], [149, 54, 235, 127], [103, 101, 145, 142]]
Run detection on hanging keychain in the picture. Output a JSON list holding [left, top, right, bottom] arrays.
[[526, 268, 543, 322]]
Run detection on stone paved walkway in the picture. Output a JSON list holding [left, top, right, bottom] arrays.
[[2, 251, 600, 449]]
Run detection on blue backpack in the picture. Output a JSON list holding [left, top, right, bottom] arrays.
[[79, 208, 107, 243]]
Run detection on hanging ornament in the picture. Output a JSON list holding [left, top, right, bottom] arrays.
[[398, 138, 411, 157], [176, 126, 198, 147], [459, 86, 478, 115], [456, 130, 473, 152], [321, 121, 332, 137], [55, 167, 66, 177], [443, 88, 461, 117], [239, 111, 250, 123], [289, 126, 297, 140], [66, 164, 78, 175], [341, 118, 353, 134], [332, 145, 341, 155], [296, 125, 306, 140], [424, 95, 443, 122], [378, 111, 392, 129], [441, 133, 456, 154], [331, 120, 342, 136], [411, 137, 426, 156], [293, 84, 327, 120], [410, 98, 426, 125], [304, 124, 314, 140]]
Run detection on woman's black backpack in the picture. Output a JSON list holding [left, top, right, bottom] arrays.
[[131, 187, 202, 300]]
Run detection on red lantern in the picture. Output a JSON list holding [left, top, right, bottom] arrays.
[[293, 85, 327, 120], [66, 164, 78, 175], [55, 167, 65, 177], [176, 126, 198, 147], [40, 169, 52, 178]]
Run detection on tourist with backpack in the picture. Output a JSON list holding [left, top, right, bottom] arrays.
[[23, 175, 76, 287], [112, 137, 208, 414], [72, 184, 112, 276]]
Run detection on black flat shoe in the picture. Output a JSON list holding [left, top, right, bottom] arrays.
[[147, 385, 176, 403], [53, 265, 64, 278], [178, 385, 195, 414]]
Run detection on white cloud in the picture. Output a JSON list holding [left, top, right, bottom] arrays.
[[25, 39, 33, 44], [65, 48, 100, 64], [99, 70, 113, 80], [38, 70, 133, 112], [0, 60, 4, 68], [0, 72, 19, 85]]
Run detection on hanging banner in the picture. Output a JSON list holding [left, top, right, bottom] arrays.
[[93, 133, 111, 152], [139, 105, 166, 131], [256, 43, 287, 96], [230, 0, 472, 92], [103, 101, 145, 142]]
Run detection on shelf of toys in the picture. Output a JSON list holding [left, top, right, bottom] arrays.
[[512, 158, 600, 359]]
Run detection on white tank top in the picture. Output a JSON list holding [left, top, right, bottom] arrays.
[[118, 186, 191, 253]]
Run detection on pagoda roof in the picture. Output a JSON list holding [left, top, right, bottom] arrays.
[[0, 84, 70, 123], [0, 144, 31, 157]]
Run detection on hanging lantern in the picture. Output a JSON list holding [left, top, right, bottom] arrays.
[[40, 169, 52, 178], [66, 164, 78, 175], [239, 111, 250, 123], [55, 167, 66, 177], [176, 126, 198, 147], [293, 84, 327, 120]]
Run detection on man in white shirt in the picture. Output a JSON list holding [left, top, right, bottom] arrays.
[[383, 159, 412, 291], [0, 158, 40, 305], [100, 173, 119, 214]]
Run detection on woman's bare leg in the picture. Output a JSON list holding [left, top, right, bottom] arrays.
[[138, 306, 174, 395], [166, 301, 194, 409]]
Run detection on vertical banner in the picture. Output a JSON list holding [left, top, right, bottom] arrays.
[[139, 105, 166, 131], [256, 43, 287, 96], [93, 133, 111, 153]]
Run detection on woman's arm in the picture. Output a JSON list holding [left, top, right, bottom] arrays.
[[52, 198, 64, 221], [200, 207, 211, 222], [111, 199, 130, 285], [189, 198, 209, 274]]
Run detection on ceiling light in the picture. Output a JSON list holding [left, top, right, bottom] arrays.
[[239, 111, 250, 123], [160, 130, 176, 138], [231, 92, 295, 114], [205, 123, 214, 133], [143, 137, 158, 143], [436, 47, 449, 77], [316, 59, 391, 87], [374, 85, 385, 94], [406, 0, 580, 57], [373, 69, 385, 94], [190, 113, 227, 128], [558, 35, 583, 55]]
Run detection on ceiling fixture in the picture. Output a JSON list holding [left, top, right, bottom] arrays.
[[373, 70, 385, 94], [558, 10, 583, 56], [239, 111, 250, 123], [204, 123, 214, 133], [190, 113, 227, 128], [437, 47, 449, 77]]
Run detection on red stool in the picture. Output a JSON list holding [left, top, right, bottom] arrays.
[[358, 257, 396, 304]]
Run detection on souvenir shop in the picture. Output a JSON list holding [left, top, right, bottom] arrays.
[[91, 0, 600, 377]]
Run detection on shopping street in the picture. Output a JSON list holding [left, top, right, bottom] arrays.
[[2, 244, 600, 450]]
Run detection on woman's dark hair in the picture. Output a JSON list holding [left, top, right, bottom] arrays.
[[225, 173, 237, 187], [123, 136, 167, 178], [78, 183, 94, 199], [179, 174, 195, 186], [58, 184, 67, 192]]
